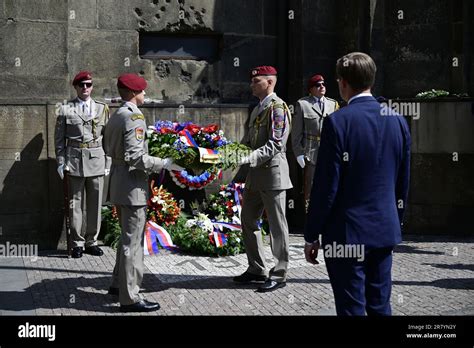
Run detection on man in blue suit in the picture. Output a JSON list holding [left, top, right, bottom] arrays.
[[304, 52, 411, 316]]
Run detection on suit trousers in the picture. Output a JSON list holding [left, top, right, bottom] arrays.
[[325, 246, 394, 316], [303, 163, 316, 212], [110, 205, 147, 305], [241, 188, 289, 282], [68, 175, 103, 248]]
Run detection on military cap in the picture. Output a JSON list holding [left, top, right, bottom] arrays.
[[117, 73, 147, 92], [72, 71, 93, 86], [250, 66, 278, 78], [308, 74, 325, 89]]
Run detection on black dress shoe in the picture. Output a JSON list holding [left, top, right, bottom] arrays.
[[84, 245, 104, 256], [257, 280, 286, 293], [108, 287, 119, 296], [71, 247, 83, 258], [233, 271, 267, 283], [120, 300, 160, 313]]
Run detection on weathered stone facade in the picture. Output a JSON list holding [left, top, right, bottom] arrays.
[[0, 0, 473, 247]]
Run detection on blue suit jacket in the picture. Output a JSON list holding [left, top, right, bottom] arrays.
[[305, 96, 411, 250]]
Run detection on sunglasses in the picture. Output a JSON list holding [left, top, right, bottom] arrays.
[[78, 82, 93, 88], [315, 82, 325, 88]]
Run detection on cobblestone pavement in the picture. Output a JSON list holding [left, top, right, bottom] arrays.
[[0, 235, 472, 316]]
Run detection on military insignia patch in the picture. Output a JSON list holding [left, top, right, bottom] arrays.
[[274, 120, 285, 129], [135, 127, 144, 140], [130, 114, 145, 121]]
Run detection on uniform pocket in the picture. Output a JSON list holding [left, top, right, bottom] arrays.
[[88, 147, 105, 159], [303, 112, 318, 119], [65, 117, 83, 138]]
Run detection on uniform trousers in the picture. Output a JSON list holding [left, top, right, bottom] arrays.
[[68, 175, 103, 248], [303, 163, 316, 212], [110, 205, 147, 305], [241, 188, 289, 282]]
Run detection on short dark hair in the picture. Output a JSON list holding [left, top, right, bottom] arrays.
[[336, 52, 376, 91], [118, 87, 133, 100]]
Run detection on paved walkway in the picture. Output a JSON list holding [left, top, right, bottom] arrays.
[[0, 235, 472, 316]]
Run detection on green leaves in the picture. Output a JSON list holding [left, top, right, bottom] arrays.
[[415, 89, 449, 99], [101, 206, 121, 250]]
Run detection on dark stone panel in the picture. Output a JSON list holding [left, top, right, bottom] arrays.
[[384, 61, 450, 98], [263, 0, 278, 36], [335, 0, 365, 55], [409, 153, 474, 206], [213, 0, 263, 35], [220, 82, 254, 103], [302, 0, 337, 33], [405, 204, 473, 236], [0, 135, 53, 248], [385, 25, 450, 65], [385, 0, 450, 27], [302, 31, 338, 60], [220, 34, 277, 83]]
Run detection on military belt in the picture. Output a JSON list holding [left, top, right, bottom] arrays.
[[305, 134, 320, 141], [68, 139, 102, 149]]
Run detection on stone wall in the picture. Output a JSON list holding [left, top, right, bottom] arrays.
[[406, 100, 474, 235], [0, 0, 283, 104]]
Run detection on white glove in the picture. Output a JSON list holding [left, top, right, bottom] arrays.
[[57, 164, 70, 180], [297, 155, 306, 169], [104, 168, 110, 176], [163, 158, 185, 172], [239, 156, 250, 165], [57, 164, 64, 180], [238, 152, 257, 167]]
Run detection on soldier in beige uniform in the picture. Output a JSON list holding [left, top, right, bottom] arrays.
[[292, 74, 339, 210], [104, 73, 183, 312], [55, 71, 110, 258], [233, 66, 292, 293]]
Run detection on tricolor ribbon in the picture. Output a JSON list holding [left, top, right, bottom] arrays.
[[212, 221, 242, 231], [145, 221, 177, 253], [182, 129, 199, 148], [213, 229, 228, 248], [144, 226, 160, 255]]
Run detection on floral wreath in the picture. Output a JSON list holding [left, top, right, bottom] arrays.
[[169, 167, 222, 190]]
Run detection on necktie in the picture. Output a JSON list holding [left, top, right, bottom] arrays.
[[83, 103, 91, 116]]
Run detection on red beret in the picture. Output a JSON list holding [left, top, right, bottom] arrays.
[[250, 66, 277, 78], [72, 71, 92, 85], [117, 73, 147, 92], [308, 74, 325, 89]]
